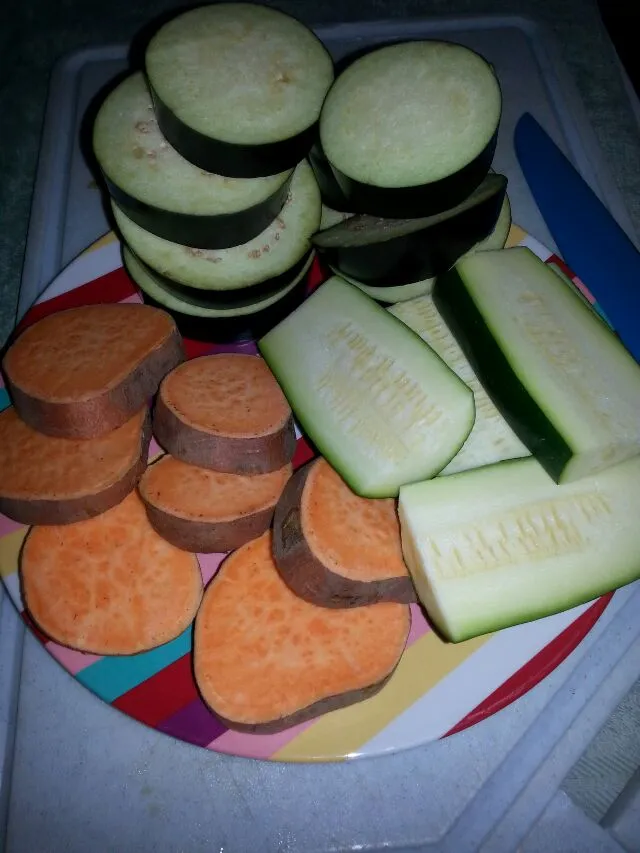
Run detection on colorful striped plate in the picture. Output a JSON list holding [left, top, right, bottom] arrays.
[[0, 226, 612, 762]]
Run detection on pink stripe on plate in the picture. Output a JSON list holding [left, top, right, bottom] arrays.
[[571, 276, 596, 304], [407, 603, 431, 645], [46, 642, 102, 674], [119, 293, 143, 305], [210, 718, 316, 759], [0, 516, 25, 539], [197, 552, 226, 585]]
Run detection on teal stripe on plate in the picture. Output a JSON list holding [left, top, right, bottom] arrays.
[[76, 628, 193, 702], [0, 387, 10, 412]]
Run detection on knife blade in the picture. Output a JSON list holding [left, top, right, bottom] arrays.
[[514, 111, 640, 362]]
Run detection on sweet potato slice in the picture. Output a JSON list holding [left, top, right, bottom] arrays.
[[153, 353, 296, 474], [20, 491, 203, 655], [2, 304, 184, 438], [273, 458, 416, 607], [0, 406, 151, 525], [138, 455, 292, 553], [194, 532, 410, 732]]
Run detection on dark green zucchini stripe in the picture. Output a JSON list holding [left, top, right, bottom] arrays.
[[105, 171, 293, 250], [329, 132, 498, 219], [314, 176, 506, 286], [433, 269, 572, 481], [150, 88, 318, 179]]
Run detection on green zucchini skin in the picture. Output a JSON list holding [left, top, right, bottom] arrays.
[[104, 171, 293, 250], [314, 177, 506, 286], [433, 267, 573, 481], [150, 89, 319, 179], [399, 455, 640, 641], [328, 132, 498, 219]]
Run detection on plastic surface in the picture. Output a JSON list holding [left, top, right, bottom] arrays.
[[515, 112, 640, 361], [4, 13, 640, 851]]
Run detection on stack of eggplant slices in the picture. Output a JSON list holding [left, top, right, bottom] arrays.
[[93, 2, 509, 339]]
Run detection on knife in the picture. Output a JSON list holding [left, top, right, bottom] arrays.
[[514, 111, 640, 363]]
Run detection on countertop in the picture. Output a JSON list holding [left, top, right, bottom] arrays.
[[1, 0, 640, 348]]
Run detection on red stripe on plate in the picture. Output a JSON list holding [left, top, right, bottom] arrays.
[[17, 267, 137, 332], [111, 653, 198, 727], [444, 593, 613, 737], [292, 437, 316, 470]]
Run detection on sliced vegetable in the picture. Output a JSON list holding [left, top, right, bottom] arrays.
[[111, 160, 321, 291], [154, 354, 296, 474], [139, 455, 292, 553], [259, 276, 475, 497], [145, 4, 334, 177], [324, 193, 511, 304], [93, 72, 293, 249], [399, 455, 640, 642], [434, 247, 640, 483], [320, 204, 353, 231], [272, 458, 415, 607], [309, 143, 352, 211], [21, 491, 203, 654], [389, 295, 528, 474], [311, 175, 506, 287], [319, 41, 501, 217], [0, 406, 151, 525], [193, 531, 411, 732], [2, 304, 183, 439], [331, 271, 435, 304], [124, 247, 314, 343]]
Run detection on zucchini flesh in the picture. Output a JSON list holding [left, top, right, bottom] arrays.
[[389, 295, 528, 473], [259, 276, 475, 498], [111, 160, 321, 291], [434, 247, 640, 483], [399, 456, 640, 641]]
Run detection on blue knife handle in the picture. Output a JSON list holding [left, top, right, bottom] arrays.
[[515, 112, 640, 363]]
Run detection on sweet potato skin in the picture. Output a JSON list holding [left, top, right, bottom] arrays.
[[273, 462, 417, 607], [0, 411, 152, 526], [153, 395, 296, 475], [5, 325, 184, 439], [209, 669, 396, 734], [141, 501, 276, 553]]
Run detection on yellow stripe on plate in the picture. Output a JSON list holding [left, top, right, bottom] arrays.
[[0, 528, 27, 580], [506, 224, 528, 248], [85, 232, 118, 254], [273, 628, 492, 762]]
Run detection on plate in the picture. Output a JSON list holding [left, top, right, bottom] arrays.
[[0, 226, 613, 762]]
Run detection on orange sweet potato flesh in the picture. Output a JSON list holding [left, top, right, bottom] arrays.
[[273, 458, 416, 607], [2, 304, 184, 438], [21, 491, 203, 655], [194, 532, 411, 733], [0, 406, 151, 525], [138, 455, 292, 552], [153, 354, 296, 474]]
